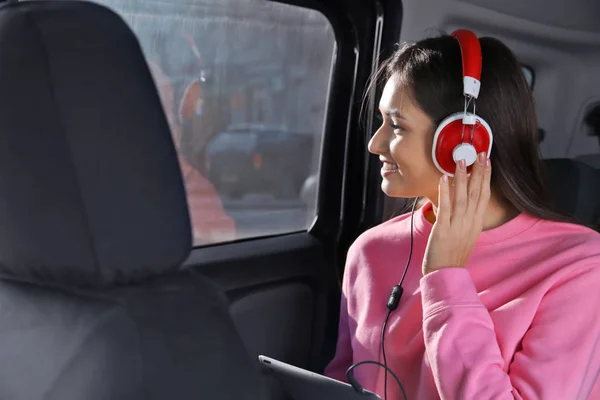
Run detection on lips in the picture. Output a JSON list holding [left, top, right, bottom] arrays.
[[381, 161, 399, 177], [382, 163, 398, 172]]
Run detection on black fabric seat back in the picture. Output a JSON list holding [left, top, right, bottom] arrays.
[[0, 1, 266, 399], [542, 158, 600, 230], [576, 154, 600, 170]]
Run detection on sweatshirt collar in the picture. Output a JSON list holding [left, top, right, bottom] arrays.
[[413, 201, 540, 246]]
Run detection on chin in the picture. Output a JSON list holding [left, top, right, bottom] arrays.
[[381, 176, 427, 199], [381, 178, 409, 198]]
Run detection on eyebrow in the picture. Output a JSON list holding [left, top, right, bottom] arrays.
[[383, 109, 407, 120]]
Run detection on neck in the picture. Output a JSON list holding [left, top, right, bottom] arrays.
[[427, 195, 519, 231]]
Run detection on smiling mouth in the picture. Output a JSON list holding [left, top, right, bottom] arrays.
[[381, 163, 399, 177], [382, 161, 398, 170]]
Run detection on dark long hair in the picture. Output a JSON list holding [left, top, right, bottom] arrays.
[[369, 35, 571, 223]]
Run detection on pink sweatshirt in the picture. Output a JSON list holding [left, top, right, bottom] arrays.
[[325, 201, 600, 399]]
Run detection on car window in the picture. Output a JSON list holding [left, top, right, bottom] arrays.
[[90, 0, 336, 246]]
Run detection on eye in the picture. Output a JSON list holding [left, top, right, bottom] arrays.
[[388, 122, 403, 132]]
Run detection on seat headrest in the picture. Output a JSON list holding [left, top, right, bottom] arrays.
[[542, 158, 600, 228], [0, 0, 192, 287]]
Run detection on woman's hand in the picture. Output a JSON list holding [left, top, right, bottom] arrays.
[[422, 152, 492, 275]]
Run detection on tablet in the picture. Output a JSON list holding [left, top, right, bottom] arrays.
[[258, 355, 381, 400]]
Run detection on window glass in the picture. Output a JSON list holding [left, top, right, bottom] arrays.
[[93, 0, 336, 246]]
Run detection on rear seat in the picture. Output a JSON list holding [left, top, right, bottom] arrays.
[[576, 104, 600, 169], [542, 158, 600, 230], [577, 154, 600, 170]]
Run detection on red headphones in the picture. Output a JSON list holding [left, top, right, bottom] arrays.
[[432, 29, 493, 176]]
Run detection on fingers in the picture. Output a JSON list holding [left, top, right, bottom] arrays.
[[466, 152, 487, 215], [461, 153, 492, 221], [476, 155, 492, 218], [452, 159, 468, 219], [437, 174, 451, 225]]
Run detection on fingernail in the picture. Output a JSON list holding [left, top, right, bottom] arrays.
[[486, 158, 491, 169], [478, 152, 486, 165], [459, 159, 466, 171], [442, 175, 448, 184]]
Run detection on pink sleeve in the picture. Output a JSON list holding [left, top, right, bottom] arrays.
[[324, 275, 353, 382], [421, 266, 600, 400]]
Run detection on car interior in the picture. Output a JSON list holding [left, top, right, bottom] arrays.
[[0, 0, 598, 399]]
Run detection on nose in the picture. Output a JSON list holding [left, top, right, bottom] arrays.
[[368, 126, 388, 156]]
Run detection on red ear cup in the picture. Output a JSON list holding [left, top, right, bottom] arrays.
[[432, 112, 493, 176]]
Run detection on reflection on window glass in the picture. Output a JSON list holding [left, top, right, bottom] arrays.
[[94, 0, 336, 246]]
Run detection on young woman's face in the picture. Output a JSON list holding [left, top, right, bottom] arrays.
[[368, 74, 443, 200]]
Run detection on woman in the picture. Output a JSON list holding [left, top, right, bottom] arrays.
[[324, 32, 600, 399]]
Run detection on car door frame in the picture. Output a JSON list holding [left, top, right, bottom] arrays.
[[183, 0, 404, 373]]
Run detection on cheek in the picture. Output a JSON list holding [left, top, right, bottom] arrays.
[[388, 136, 406, 163], [389, 135, 427, 170], [390, 134, 440, 182]]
